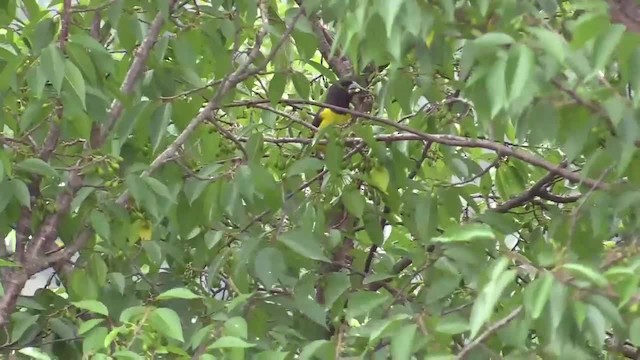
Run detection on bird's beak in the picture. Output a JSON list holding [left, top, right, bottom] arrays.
[[347, 82, 365, 94]]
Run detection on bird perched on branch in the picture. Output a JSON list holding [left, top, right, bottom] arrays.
[[312, 79, 365, 130]]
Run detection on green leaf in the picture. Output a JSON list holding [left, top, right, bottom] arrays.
[[268, 73, 287, 106], [119, 306, 147, 323], [291, 71, 310, 98], [469, 259, 516, 338], [473, 32, 514, 52], [88, 254, 108, 287], [586, 294, 625, 331], [561, 263, 608, 287], [486, 53, 507, 117], [17, 348, 52, 360], [149, 308, 184, 342], [286, 157, 324, 177], [15, 158, 59, 178], [78, 319, 105, 336], [363, 211, 384, 246], [391, 323, 417, 360], [389, 70, 414, 114], [324, 272, 350, 308], [70, 33, 111, 56], [83, 326, 108, 354], [109, 273, 126, 295], [71, 300, 109, 316], [20, 99, 49, 133], [27, 18, 55, 55], [156, 288, 202, 300], [524, 273, 553, 319], [64, 59, 86, 109], [378, 0, 403, 36], [506, 44, 535, 102], [26, 64, 46, 99], [208, 336, 256, 349], [585, 304, 606, 347], [0, 259, 20, 267], [592, 24, 625, 72], [528, 27, 566, 63], [630, 318, 640, 344], [90, 210, 110, 240], [569, 13, 609, 48], [10, 179, 30, 209], [40, 43, 65, 93], [293, 273, 328, 327], [299, 340, 331, 360], [111, 350, 144, 360], [432, 223, 496, 243], [149, 103, 173, 152], [346, 291, 390, 320], [435, 315, 470, 335], [104, 326, 125, 348], [223, 317, 248, 339], [0, 181, 14, 213], [142, 176, 175, 203], [368, 165, 390, 193], [10, 313, 39, 342], [254, 351, 289, 360], [278, 229, 330, 262], [342, 188, 365, 218], [254, 247, 286, 289]]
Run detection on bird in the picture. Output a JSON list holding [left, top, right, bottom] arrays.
[[312, 79, 365, 130]]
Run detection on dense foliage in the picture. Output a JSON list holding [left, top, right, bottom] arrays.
[[2, 0, 640, 358]]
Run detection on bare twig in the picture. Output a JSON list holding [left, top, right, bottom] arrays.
[[250, 103, 317, 131], [206, 117, 249, 161], [455, 306, 523, 359], [226, 98, 610, 190], [551, 78, 617, 136], [448, 158, 500, 187], [493, 168, 561, 212]]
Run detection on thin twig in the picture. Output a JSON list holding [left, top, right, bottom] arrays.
[[93, 0, 179, 148], [116, 2, 305, 205], [226, 98, 609, 189], [206, 117, 249, 161], [455, 306, 523, 359], [447, 158, 500, 187]]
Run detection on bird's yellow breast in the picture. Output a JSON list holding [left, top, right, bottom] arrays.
[[318, 108, 351, 129]]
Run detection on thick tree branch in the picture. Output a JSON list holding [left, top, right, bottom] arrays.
[[91, 0, 177, 149], [609, 0, 640, 33], [227, 98, 611, 190], [493, 167, 563, 212], [116, 3, 304, 206], [295, 0, 352, 77], [0, 2, 178, 328]]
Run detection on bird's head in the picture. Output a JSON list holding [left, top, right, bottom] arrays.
[[337, 79, 365, 95]]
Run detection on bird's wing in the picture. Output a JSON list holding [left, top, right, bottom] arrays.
[[312, 108, 324, 128]]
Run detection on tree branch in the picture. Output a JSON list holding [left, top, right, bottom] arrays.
[[0, 2, 178, 328], [455, 306, 523, 359], [609, 0, 640, 33], [116, 3, 304, 205], [226, 98, 611, 190], [91, 0, 178, 149], [295, 0, 352, 77]]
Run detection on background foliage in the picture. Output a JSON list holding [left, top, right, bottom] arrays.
[[2, 0, 640, 358]]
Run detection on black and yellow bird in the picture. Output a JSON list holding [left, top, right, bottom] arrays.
[[312, 79, 365, 130]]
